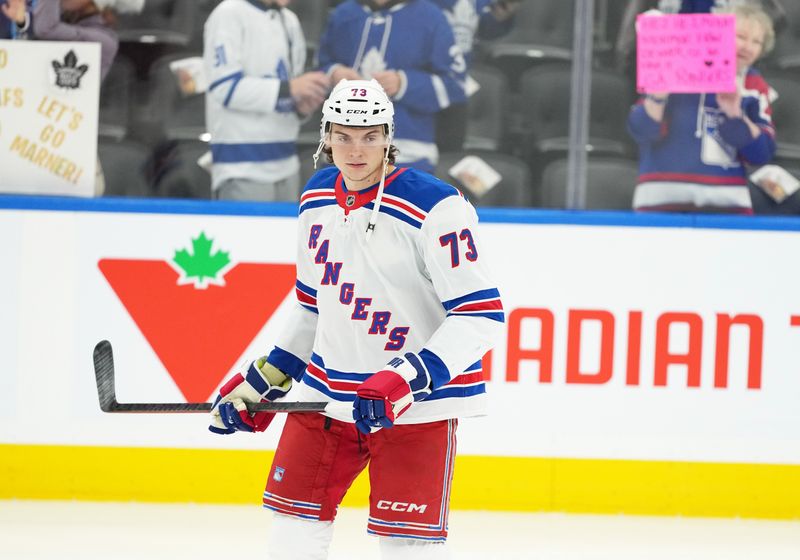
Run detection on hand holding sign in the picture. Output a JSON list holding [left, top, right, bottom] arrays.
[[637, 13, 737, 94]]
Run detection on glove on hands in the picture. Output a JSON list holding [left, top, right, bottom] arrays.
[[209, 358, 292, 434], [352, 353, 432, 435]]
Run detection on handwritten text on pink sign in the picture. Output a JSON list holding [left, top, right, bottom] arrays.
[[637, 14, 736, 94]]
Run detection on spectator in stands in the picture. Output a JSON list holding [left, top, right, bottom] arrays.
[[627, 3, 777, 213], [32, 0, 144, 82], [317, 0, 467, 174], [431, 0, 519, 153], [1, 0, 32, 39], [204, 0, 330, 202], [32, 0, 145, 196], [615, 0, 786, 81]]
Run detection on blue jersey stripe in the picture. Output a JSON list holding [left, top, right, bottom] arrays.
[[447, 310, 505, 322], [299, 304, 318, 315], [427, 384, 486, 400], [302, 373, 357, 402], [296, 279, 317, 297], [208, 70, 243, 92], [309, 353, 371, 382], [362, 201, 423, 229], [299, 199, 337, 215], [442, 288, 502, 311]]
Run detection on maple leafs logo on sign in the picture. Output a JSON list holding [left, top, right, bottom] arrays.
[[99, 233, 295, 402], [52, 50, 89, 89]]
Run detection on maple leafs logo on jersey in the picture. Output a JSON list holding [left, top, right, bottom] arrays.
[[52, 50, 89, 89]]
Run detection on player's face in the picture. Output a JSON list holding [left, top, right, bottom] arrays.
[[328, 124, 389, 191], [735, 18, 765, 71]]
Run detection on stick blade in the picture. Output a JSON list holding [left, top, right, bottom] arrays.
[[93, 340, 117, 412]]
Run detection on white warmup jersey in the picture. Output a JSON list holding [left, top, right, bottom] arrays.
[[203, 0, 306, 190], [266, 166, 505, 424]]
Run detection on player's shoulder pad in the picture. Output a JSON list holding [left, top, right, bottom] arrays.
[[302, 166, 339, 195], [388, 167, 465, 216]]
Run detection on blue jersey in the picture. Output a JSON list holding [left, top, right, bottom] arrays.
[[628, 67, 776, 213], [430, 0, 513, 66], [318, 0, 467, 173], [267, 166, 504, 424]]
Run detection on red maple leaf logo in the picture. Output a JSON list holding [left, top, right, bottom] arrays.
[[98, 237, 295, 402]]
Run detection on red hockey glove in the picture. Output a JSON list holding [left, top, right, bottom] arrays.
[[352, 353, 433, 434]]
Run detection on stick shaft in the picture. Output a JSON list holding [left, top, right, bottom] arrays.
[[92, 340, 327, 414]]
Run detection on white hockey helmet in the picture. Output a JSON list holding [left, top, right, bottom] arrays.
[[320, 79, 395, 144]]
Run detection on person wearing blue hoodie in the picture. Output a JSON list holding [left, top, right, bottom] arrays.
[[317, 0, 467, 174]]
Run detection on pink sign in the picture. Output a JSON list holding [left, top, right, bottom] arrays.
[[636, 13, 737, 94]]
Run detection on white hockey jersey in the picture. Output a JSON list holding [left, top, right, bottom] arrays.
[[267, 166, 505, 424], [204, 0, 307, 190]]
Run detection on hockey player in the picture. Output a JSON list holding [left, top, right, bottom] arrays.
[[209, 79, 504, 560], [317, 0, 467, 174], [204, 0, 330, 201]]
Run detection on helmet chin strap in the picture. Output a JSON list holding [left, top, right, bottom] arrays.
[[312, 138, 325, 170], [365, 146, 390, 242]]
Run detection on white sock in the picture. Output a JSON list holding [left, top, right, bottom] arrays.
[[379, 537, 450, 560], [266, 513, 334, 560]]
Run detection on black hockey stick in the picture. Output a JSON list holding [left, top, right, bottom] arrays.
[[92, 340, 327, 413]]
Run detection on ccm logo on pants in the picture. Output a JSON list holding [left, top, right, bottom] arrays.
[[376, 501, 428, 513]]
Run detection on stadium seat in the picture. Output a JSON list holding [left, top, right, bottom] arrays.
[[289, 0, 330, 65], [98, 139, 152, 197], [298, 144, 332, 186], [465, 64, 508, 151], [519, 64, 634, 160], [99, 55, 136, 141], [143, 53, 207, 142], [298, 108, 323, 147], [766, 75, 800, 161], [764, 1, 800, 70], [151, 140, 212, 199], [488, 1, 574, 62], [436, 150, 534, 208], [116, 0, 194, 46], [540, 156, 639, 210], [187, 0, 223, 51]]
